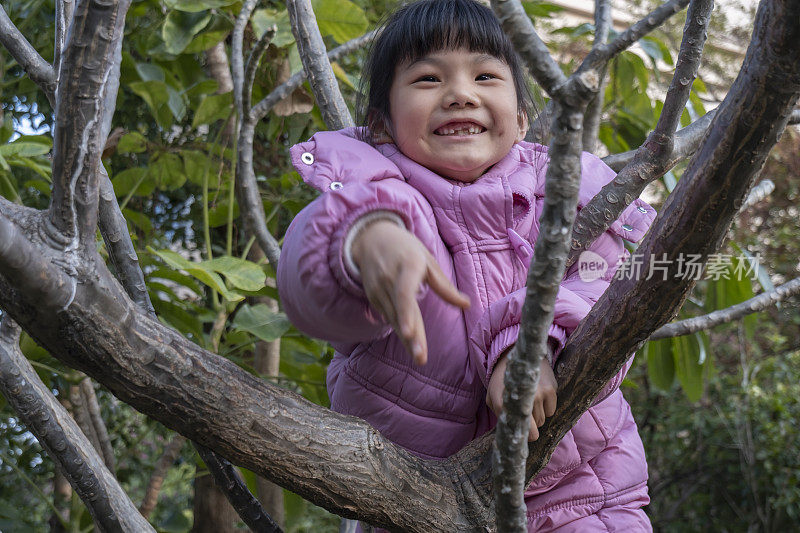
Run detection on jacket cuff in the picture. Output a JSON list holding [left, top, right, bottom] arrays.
[[342, 211, 406, 282], [329, 205, 411, 298], [484, 324, 560, 387]]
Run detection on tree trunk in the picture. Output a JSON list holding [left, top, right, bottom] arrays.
[[191, 472, 241, 533]]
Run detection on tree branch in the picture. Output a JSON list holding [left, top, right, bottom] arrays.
[[232, 0, 258, 118], [243, 26, 277, 115], [602, 108, 716, 172], [250, 30, 376, 122], [79, 377, 116, 473], [582, 0, 612, 152], [195, 443, 284, 532], [580, 0, 690, 72], [0, 316, 154, 532], [491, 0, 568, 97], [54, 0, 76, 82], [47, 0, 130, 248], [568, 0, 714, 268], [0, 5, 57, 103], [650, 278, 800, 340], [98, 167, 155, 314], [285, 0, 354, 129], [524, 0, 800, 487]]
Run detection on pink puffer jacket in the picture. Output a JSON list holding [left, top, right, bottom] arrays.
[[278, 127, 655, 531]]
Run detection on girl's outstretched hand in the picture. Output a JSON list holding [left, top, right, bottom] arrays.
[[351, 219, 470, 365], [486, 347, 557, 441]]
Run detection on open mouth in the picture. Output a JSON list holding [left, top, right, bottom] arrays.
[[434, 123, 486, 136]]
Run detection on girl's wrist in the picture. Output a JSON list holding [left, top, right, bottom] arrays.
[[344, 211, 405, 278]]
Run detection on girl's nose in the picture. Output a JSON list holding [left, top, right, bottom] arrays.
[[443, 83, 478, 108]]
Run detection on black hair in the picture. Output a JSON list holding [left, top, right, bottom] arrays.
[[355, 0, 536, 145]]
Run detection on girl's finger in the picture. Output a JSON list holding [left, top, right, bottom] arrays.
[[394, 268, 428, 365], [528, 416, 539, 441], [425, 255, 470, 309], [533, 399, 545, 428], [543, 393, 557, 418]]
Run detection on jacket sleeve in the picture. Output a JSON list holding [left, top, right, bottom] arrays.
[[469, 152, 656, 403], [277, 130, 443, 347]]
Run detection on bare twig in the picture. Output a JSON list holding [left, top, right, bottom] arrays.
[[69, 382, 103, 457], [244, 26, 277, 115], [0, 317, 154, 531], [602, 108, 716, 172], [650, 278, 800, 340], [581, 0, 691, 72], [568, 0, 714, 268], [47, 0, 130, 247], [250, 29, 377, 122], [139, 434, 186, 519], [232, 0, 258, 117], [0, 5, 56, 102], [582, 0, 612, 152], [195, 444, 284, 532], [79, 377, 116, 473], [285, 0, 354, 129], [491, 0, 568, 97]]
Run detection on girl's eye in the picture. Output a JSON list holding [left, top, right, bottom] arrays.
[[415, 75, 438, 83], [476, 73, 497, 81]]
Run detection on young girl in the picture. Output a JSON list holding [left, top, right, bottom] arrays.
[[277, 0, 655, 529]]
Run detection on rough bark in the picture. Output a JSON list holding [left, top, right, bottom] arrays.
[[524, 0, 800, 486], [568, 0, 714, 268], [582, 0, 612, 152], [0, 318, 154, 532], [286, 0, 354, 129]]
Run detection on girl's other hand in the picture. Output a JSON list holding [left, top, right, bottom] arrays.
[[486, 347, 557, 441], [351, 220, 470, 365]]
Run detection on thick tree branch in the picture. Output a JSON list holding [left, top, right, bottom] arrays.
[[602, 108, 716, 171], [48, 0, 130, 248], [195, 444, 284, 532], [524, 0, 800, 486], [250, 30, 376, 122], [568, 0, 713, 268], [286, 0, 354, 129], [0, 317, 154, 532], [491, 0, 568, 97], [0, 5, 57, 102], [582, 0, 612, 152], [650, 278, 800, 340]]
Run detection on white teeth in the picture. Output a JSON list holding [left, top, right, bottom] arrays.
[[437, 125, 483, 136]]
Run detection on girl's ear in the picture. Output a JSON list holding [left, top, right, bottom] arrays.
[[515, 110, 529, 143], [371, 112, 395, 145]]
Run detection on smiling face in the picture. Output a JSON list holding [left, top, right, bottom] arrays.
[[386, 47, 528, 183]]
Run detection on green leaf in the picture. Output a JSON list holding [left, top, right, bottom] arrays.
[[182, 150, 212, 186], [152, 297, 206, 343], [646, 338, 675, 390], [252, 9, 295, 48], [0, 141, 51, 157], [117, 132, 148, 154], [0, 170, 19, 201], [129, 80, 173, 128], [149, 248, 243, 302], [164, 0, 238, 12], [521, 0, 564, 18], [149, 152, 186, 190], [112, 167, 154, 197], [674, 335, 704, 401], [167, 85, 187, 121], [204, 256, 265, 291], [331, 61, 355, 89], [233, 303, 290, 342], [207, 198, 239, 227], [311, 0, 368, 43], [184, 29, 229, 53], [162, 10, 212, 55], [121, 207, 153, 234], [136, 63, 165, 82], [192, 92, 233, 127]]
